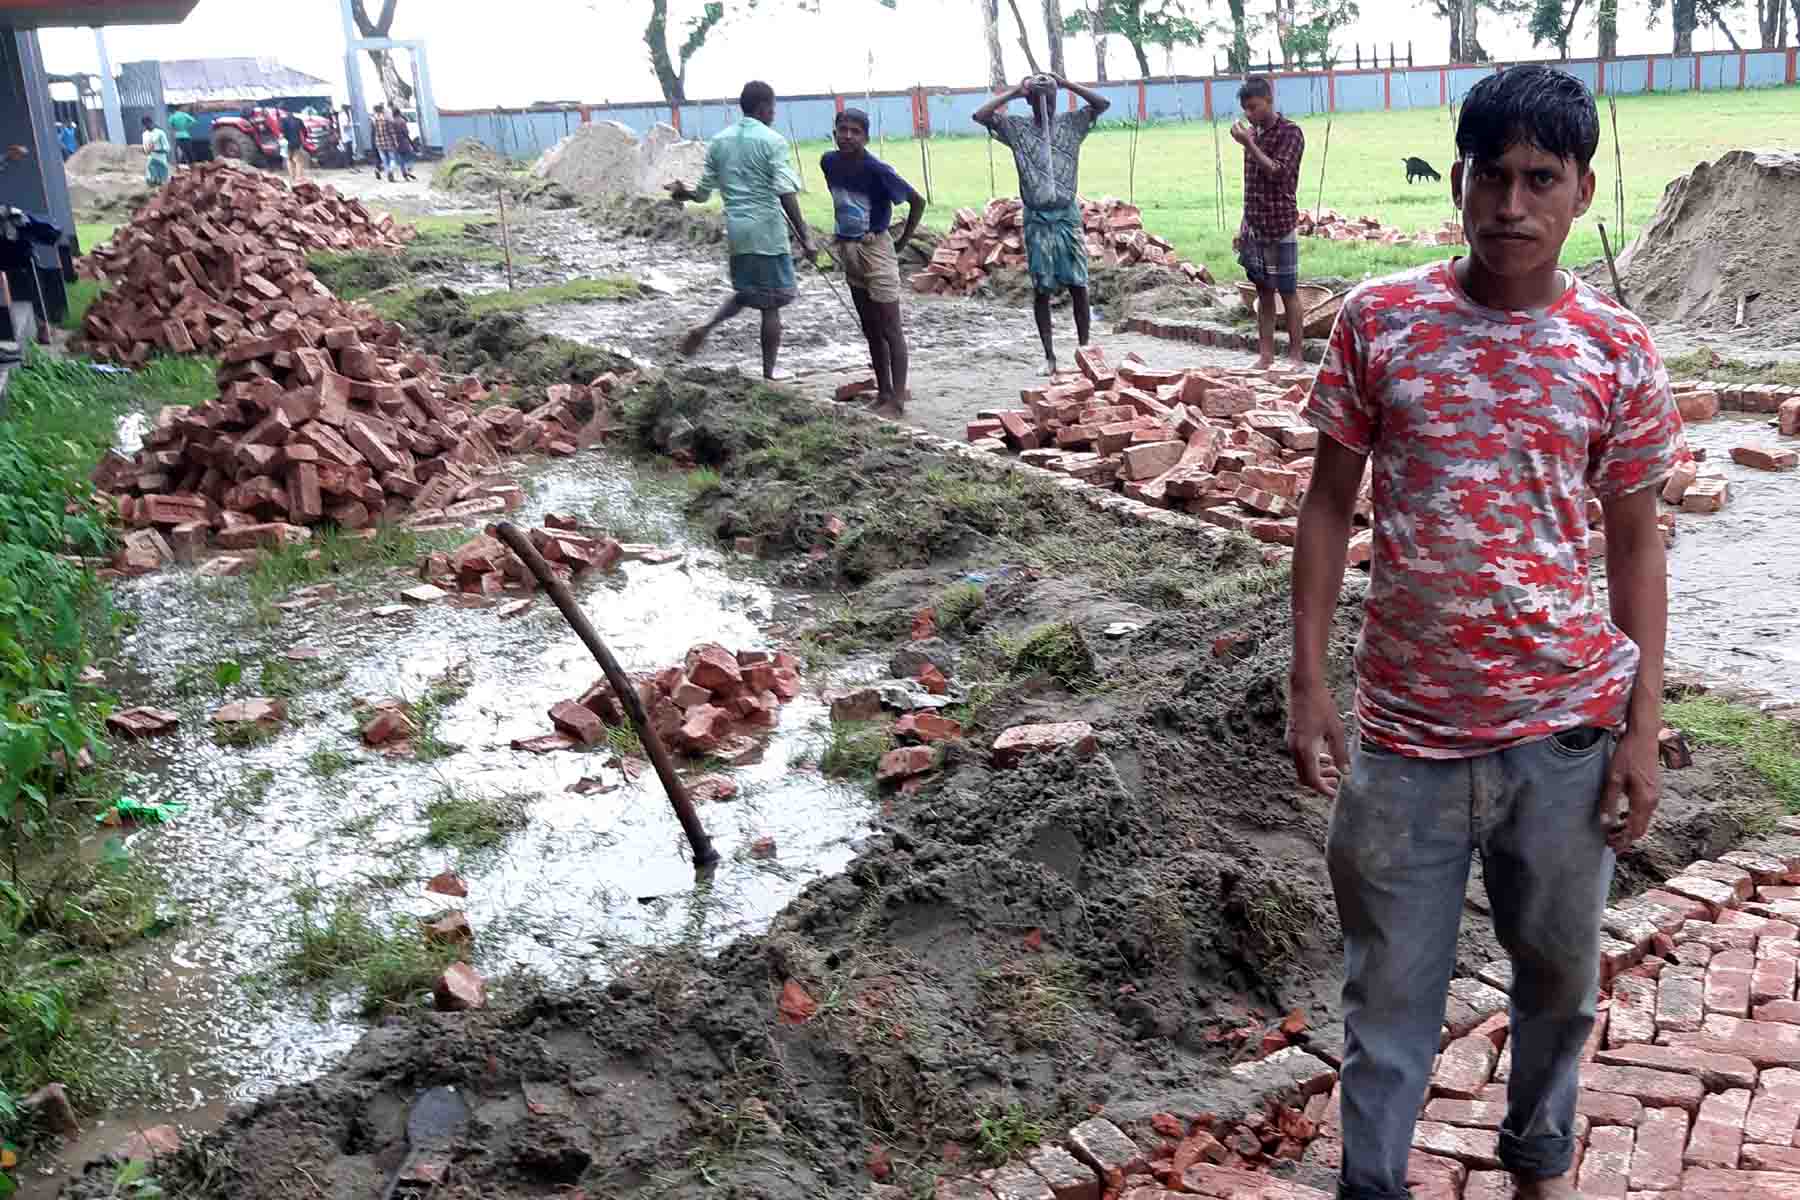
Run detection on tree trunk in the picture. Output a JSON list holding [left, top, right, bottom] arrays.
[[352, 0, 413, 110], [1004, 0, 1043, 72], [1094, 32, 1110, 81], [1446, 0, 1465, 60], [1462, 0, 1486, 60], [643, 0, 685, 106], [1674, 0, 1696, 52], [1042, 0, 1066, 76], [1559, 0, 1586, 57], [982, 0, 1008, 87], [1130, 37, 1151, 76], [1713, 13, 1742, 46], [1227, 0, 1252, 72], [1598, 0, 1619, 57]]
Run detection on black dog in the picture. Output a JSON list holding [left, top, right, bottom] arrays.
[[1403, 156, 1442, 184]]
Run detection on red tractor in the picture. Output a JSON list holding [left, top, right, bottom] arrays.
[[208, 108, 343, 168]]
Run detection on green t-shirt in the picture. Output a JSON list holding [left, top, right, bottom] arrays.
[[692, 117, 803, 258], [168, 111, 195, 137]]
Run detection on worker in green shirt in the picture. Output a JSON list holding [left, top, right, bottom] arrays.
[[666, 80, 816, 381], [167, 106, 197, 168]]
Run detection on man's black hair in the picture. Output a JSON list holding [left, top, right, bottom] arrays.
[[740, 81, 776, 115], [141, 115, 153, 128], [1455, 64, 1599, 170], [1238, 76, 1273, 104], [835, 107, 870, 134]]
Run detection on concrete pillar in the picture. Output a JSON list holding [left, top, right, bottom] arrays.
[[93, 26, 124, 143], [340, 0, 369, 160]]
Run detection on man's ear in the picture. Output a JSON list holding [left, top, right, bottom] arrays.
[[1450, 158, 1464, 209], [1573, 164, 1597, 219]]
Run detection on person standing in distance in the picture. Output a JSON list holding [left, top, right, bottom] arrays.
[[1232, 76, 1306, 369]]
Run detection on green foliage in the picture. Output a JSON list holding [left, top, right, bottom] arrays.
[[1064, 1, 1207, 75], [974, 1104, 1042, 1164], [818, 720, 893, 778], [1667, 697, 1800, 811], [278, 894, 459, 1016], [1003, 621, 1096, 688], [933, 582, 986, 633], [422, 784, 531, 850]]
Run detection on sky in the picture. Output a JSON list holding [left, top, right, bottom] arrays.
[[35, 0, 1769, 112]]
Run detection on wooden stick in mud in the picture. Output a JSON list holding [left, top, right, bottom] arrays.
[[493, 522, 721, 870], [1211, 116, 1225, 232], [1128, 115, 1140, 206], [1598, 221, 1629, 309], [1609, 96, 1625, 237], [497, 186, 515, 292]]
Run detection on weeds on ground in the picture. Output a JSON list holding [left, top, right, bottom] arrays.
[[977, 956, 1080, 1047], [1000, 621, 1096, 689], [974, 1103, 1043, 1165], [607, 722, 644, 758], [365, 277, 640, 323], [818, 721, 893, 779], [1667, 696, 1800, 815], [307, 745, 353, 778], [407, 662, 472, 764], [278, 893, 459, 1016], [1663, 350, 1800, 389], [245, 526, 457, 606], [212, 720, 278, 749], [422, 783, 531, 850], [684, 467, 723, 499], [1229, 877, 1313, 969], [933, 582, 986, 633]]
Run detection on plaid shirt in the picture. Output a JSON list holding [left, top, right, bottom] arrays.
[[373, 115, 398, 152], [1241, 114, 1305, 240]]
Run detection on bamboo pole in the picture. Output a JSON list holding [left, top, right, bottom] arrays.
[[1598, 221, 1629, 309], [492, 523, 720, 870], [1211, 115, 1225, 232], [497, 185, 515, 292], [1609, 95, 1625, 238], [1313, 116, 1333, 222], [1128, 114, 1140, 206]]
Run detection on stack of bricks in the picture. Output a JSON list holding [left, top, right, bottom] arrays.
[[76, 161, 409, 364], [963, 344, 1371, 562], [1296, 208, 1467, 247], [1669, 380, 1800, 422], [519, 644, 803, 757], [911, 198, 1212, 297]]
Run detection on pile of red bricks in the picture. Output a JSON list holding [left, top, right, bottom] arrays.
[[1296, 208, 1466, 247], [418, 521, 627, 600], [911, 198, 1213, 297], [77, 162, 409, 364], [520, 644, 802, 756], [963, 344, 1355, 559]]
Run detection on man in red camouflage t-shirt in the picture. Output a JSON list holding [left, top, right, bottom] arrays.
[[1287, 65, 1682, 1200]]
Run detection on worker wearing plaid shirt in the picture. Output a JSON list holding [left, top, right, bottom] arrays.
[[371, 103, 401, 181], [1231, 76, 1306, 368]]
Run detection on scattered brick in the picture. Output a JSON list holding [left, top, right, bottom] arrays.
[[1595, 1043, 1757, 1090], [434, 962, 486, 1011], [105, 706, 181, 738], [1580, 1064, 1705, 1111], [1627, 1105, 1687, 1191], [1065, 1117, 1148, 1181], [1732, 444, 1800, 471], [1431, 1035, 1498, 1100], [1576, 1122, 1632, 1196], [1683, 1087, 1750, 1168]]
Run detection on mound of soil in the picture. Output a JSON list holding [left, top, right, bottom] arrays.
[[434, 137, 575, 208], [1617, 148, 1800, 345], [397, 286, 629, 396]]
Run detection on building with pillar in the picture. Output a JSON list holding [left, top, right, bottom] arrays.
[[0, 1, 198, 331]]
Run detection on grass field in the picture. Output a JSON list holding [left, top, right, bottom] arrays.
[[781, 88, 1800, 283]]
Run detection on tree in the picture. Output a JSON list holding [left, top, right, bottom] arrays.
[[1597, 0, 1618, 55], [1528, 0, 1588, 57], [1756, 0, 1787, 45], [1043, 0, 1067, 75], [981, 0, 1008, 86], [1063, 0, 1207, 78], [1004, 0, 1044, 71], [1424, 0, 1526, 62], [1647, 0, 1744, 50], [1275, 0, 1359, 67], [1220, 0, 1254, 70], [351, 0, 412, 111], [636, 0, 897, 108]]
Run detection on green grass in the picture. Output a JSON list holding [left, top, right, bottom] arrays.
[[277, 895, 459, 1016], [818, 720, 894, 778], [1665, 349, 1800, 388], [1001, 620, 1096, 688], [61, 278, 103, 332], [422, 783, 531, 850], [366, 276, 639, 322], [769, 88, 1800, 283], [307, 744, 353, 778], [1667, 696, 1800, 811], [244, 524, 455, 607], [76, 222, 118, 253], [974, 1103, 1043, 1165], [933, 582, 986, 634]]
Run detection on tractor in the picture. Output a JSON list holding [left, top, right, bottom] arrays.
[[207, 108, 343, 169]]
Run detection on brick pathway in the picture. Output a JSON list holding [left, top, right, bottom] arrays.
[[919, 821, 1800, 1199]]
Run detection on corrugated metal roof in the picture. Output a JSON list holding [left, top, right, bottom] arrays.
[[151, 57, 332, 105]]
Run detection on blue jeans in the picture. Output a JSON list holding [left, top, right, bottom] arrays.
[[379, 148, 402, 177], [1327, 731, 1616, 1199]]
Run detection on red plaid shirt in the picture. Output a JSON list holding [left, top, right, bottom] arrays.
[[1242, 114, 1304, 240]]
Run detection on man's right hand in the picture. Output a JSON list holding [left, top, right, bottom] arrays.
[[665, 180, 689, 200], [1287, 680, 1349, 797]]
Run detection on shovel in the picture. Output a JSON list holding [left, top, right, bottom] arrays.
[[380, 1085, 470, 1200]]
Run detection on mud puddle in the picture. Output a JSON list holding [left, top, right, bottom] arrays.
[[1660, 415, 1800, 702], [17, 451, 877, 1197]]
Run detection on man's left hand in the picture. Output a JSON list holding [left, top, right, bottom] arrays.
[[1229, 120, 1253, 146], [1600, 728, 1661, 851]]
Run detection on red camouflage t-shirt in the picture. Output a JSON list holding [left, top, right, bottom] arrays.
[[1305, 261, 1683, 758]]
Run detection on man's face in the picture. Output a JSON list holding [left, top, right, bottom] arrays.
[[1451, 139, 1595, 280], [1242, 96, 1272, 127], [833, 119, 868, 155]]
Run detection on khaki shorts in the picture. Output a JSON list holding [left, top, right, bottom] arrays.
[[835, 230, 902, 304]]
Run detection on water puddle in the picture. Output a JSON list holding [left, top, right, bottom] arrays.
[[1663, 415, 1800, 703], [19, 450, 875, 1195]]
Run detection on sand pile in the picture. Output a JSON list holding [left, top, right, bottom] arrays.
[[529, 120, 707, 200], [65, 139, 154, 217], [1616, 148, 1800, 346]]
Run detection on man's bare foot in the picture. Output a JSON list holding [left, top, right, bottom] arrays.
[[870, 397, 904, 419], [1288, 355, 1309, 370], [1514, 1171, 1583, 1198], [1043, 357, 1058, 376], [678, 327, 708, 356], [1255, 354, 1275, 370], [763, 367, 793, 382]]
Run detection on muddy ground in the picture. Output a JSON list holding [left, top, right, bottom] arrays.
[[33, 201, 1800, 1199]]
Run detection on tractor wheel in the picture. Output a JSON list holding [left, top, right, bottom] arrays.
[[210, 127, 253, 162]]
